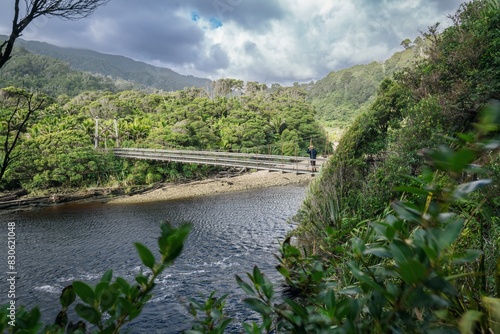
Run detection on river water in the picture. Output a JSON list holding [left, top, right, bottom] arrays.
[[1, 185, 307, 333]]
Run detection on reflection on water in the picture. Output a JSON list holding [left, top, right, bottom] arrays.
[[0, 185, 307, 333]]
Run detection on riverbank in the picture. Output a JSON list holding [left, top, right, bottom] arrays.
[[0, 170, 314, 212], [108, 170, 313, 204]]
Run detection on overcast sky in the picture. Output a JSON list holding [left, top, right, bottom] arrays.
[[0, 0, 464, 85]]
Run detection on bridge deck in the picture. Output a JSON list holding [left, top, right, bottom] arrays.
[[113, 148, 327, 174]]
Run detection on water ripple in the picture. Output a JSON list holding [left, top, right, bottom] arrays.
[[1, 185, 306, 333]]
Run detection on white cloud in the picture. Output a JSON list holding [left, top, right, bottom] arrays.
[[0, 0, 464, 85]]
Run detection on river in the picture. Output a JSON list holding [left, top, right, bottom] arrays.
[[1, 185, 307, 333]]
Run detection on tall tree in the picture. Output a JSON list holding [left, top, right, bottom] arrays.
[[0, 0, 108, 185], [0, 0, 109, 69], [0, 87, 47, 183]]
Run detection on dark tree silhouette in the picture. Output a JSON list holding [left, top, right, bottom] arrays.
[[0, 0, 109, 184], [0, 0, 109, 69], [0, 88, 46, 183]]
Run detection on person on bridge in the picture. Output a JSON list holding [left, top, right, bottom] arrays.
[[307, 145, 318, 172]]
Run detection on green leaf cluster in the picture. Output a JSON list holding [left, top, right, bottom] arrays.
[[233, 103, 500, 333], [0, 221, 190, 334]]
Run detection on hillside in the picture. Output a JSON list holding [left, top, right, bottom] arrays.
[[1, 35, 422, 132], [3, 35, 211, 92], [294, 1, 500, 331], [0, 47, 120, 96], [307, 41, 423, 130]]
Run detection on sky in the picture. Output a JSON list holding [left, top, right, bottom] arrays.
[[0, 0, 465, 85]]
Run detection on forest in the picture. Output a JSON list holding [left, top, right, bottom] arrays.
[[0, 0, 499, 333], [0, 77, 326, 192]]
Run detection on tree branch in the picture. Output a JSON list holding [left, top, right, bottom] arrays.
[[0, 0, 109, 69]]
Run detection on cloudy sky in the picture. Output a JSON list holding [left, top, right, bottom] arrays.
[[0, 0, 464, 85]]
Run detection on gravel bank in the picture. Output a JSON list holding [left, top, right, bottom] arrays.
[[108, 170, 314, 204]]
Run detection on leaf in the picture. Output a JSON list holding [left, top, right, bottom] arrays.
[[339, 287, 362, 296], [95, 281, 109, 300], [452, 249, 483, 265], [347, 262, 391, 298], [459, 310, 483, 334], [453, 179, 492, 199], [392, 201, 422, 223], [285, 298, 308, 319], [351, 237, 365, 257], [134, 242, 155, 269], [54, 310, 68, 327], [243, 297, 271, 315], [242, 322, 260, 334], [449, 148, 475, 173], [60, 285, 76, 308], [399, 260, 427, 284], [425, 276, 457, 296], [114, 277, 130, 294], [252, 266, 265, 286], [479, 139, 500, 150], [390, 240, 413, 266], [432, 219, 464, 253], [260, 278, 274, 300], [135, 274, 148, 286], [158, 223, 191, 264], [100, 287, 119, 312], [117, 296, 135, 314], [217, 318, 233, 333], [476, 101, 500, 134], [235, 275, 256, 296], [101, 269, 113, 283], [325, 289, 336, 315], [363, 245, 391, 258], [75, 303, 101, 326], [72, 281, 95, 305]]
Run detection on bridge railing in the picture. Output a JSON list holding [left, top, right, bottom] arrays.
[[112, 148, 328, 174]]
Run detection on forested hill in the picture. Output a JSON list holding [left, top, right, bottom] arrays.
[[307, 41, 423, 129], [3, 35, 211, 92], [0, 47, 121, 96], [1, 34, 423, 127]]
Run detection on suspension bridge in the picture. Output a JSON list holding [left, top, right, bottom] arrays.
[[112, 148, 328, 174]]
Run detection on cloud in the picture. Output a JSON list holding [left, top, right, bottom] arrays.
[[0, 0, 464, 85], [196, 43, 229, 72]]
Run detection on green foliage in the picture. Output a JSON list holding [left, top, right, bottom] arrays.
[[0, 107, 497, 333], [233, 104, 500, 333], [297, 0, 500, 238], [290, 2, 499, 330], [0, 221, 190, 334], [1, 79, 327, 193], [185, 292, 233, 334], [307, 47, 418, 129]]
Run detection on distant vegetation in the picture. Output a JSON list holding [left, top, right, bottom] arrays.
[[7, 36, 211, 92], [0, 38, 328, 194], [306, 44, 421, 131], [0, 47, 120, 97], [0, 80, 326, 192]]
